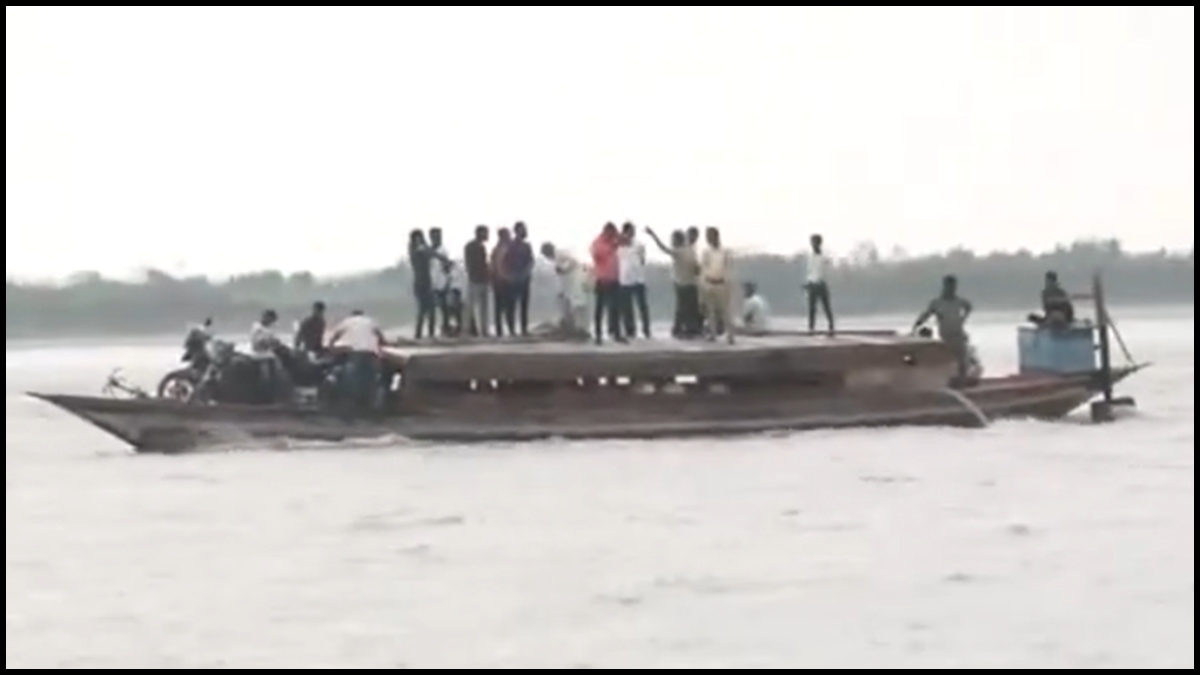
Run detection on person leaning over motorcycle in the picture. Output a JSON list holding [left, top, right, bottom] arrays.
[[250, 309, 291, 402], [328, 309, 386, 412], [183, 317, 213, 363]]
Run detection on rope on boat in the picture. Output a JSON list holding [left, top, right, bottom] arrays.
[[940, 387, 990, 428]]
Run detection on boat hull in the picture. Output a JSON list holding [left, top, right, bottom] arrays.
[[25, 367, 1137, 454]]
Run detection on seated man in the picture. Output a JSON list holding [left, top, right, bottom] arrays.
[[739, 282, 771, 335], [1028, 271, 1075, 328]]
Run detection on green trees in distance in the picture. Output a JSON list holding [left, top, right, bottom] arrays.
[[6, 240, 1193, 339]]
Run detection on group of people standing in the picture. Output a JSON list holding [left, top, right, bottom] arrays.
[[402, 221, 838, 345], [585, 221, 655, 343], [407, 223, 538, 339], [637, 224, 738, 343], [400, 222, 988, 371]]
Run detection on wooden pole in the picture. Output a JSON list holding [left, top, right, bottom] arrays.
[[1093, 272, 1114, 403]]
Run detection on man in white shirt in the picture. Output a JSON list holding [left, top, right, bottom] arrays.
[[805, 234, 835, 334], [699, 227, 735, 344], [439, 258, 466, 337], [250, 310, 280, 358], [618, 222, 651, 338], [250, 309, 290, 402], [329, 309, 386, 412], [428, 228, 453, 337], [741, 282, 771, 334], [541, 243, 587, 333]]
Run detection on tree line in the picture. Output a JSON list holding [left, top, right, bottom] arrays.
[[6, 240, 1193, 339]]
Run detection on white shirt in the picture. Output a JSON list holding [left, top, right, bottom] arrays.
[[742, 294, 771, 331], [332, 314, 382, 353], [807, 252, 828, 284], [617, 239, 647, 286], [700, 246, 732, 283], [552, 250, 585, 305], [580, 263, 596, 296], [430, 245, 450, 290], [250, 322, 278, 359]]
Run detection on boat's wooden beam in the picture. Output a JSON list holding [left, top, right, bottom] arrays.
[[400, 340, 958, 384]]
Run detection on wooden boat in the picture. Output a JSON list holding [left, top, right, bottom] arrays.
[[27, 276, 1146, 454]]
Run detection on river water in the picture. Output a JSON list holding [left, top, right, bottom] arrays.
[[5, 309, 1194, 668]]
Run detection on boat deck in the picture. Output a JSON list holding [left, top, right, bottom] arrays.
[[383, 330, 957, 384]]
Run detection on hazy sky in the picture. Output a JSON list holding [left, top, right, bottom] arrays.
[[6, 7, 1194, 280]]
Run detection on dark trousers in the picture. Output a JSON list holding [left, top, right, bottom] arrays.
[[593, 280, 622, 341], [620, 283, 650, 338], [494, 283, 516, 337], [806, 281, 835, 332], [441, 297, 463, 337], [343, 351, 380, 412], [513, 279, 531, 335], [414, 284, 436, 339], [673, 284, 701, 337]]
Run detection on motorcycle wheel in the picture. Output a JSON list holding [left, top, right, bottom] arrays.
[[157, 368, 199, 402]]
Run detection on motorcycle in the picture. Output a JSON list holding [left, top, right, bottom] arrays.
[[156, 327, 218, 400], [158, 334, 349, 406], [157, 338, 259, 403]]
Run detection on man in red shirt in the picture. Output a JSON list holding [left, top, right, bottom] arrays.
[[589, 222, 625, 344]]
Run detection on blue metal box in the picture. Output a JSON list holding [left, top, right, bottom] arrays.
[[1018, 326, 1097, 375]]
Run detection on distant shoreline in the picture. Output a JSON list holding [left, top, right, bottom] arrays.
[[8, 242, 1192, 341]]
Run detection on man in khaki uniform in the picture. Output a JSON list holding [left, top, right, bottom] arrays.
[[699, 227, 735, 344]]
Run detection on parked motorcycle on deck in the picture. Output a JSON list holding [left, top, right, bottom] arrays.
[[157, 334, 345, 406]]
